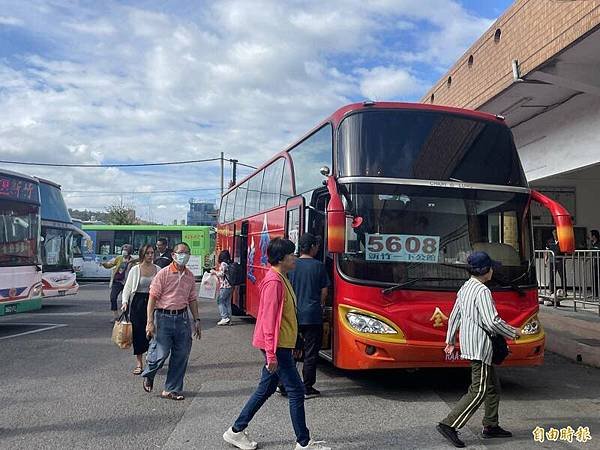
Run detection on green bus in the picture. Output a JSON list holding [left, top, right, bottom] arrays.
[[78, 224, 214, 278]]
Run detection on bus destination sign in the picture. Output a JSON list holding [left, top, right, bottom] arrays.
[[0, 176, 39, 203], [365, 233, 440, 263]]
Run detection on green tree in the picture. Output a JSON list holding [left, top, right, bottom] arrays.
[[106, 200, 136, 225]]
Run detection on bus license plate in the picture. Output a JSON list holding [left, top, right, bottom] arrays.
[[58, 290, 66, 296], [4, 304, 17, 314]]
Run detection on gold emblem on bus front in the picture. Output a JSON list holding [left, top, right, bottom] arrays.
[[430, 307, 448, 328]]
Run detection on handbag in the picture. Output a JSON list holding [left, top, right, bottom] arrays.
[[476, 322, 509, 365], [112, 311, 132, 349]]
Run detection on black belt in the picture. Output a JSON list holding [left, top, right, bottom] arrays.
[[155, 308, 188, 315]]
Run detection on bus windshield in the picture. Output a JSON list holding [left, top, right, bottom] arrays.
[[337, 109, 527, 187], [0, 201, 39, 267], [339, 183, 535, 290], [41, 227, 74, 271]]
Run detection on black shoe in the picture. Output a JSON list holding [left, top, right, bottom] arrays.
[[276, 386, 287, 397], [305, 387, 321, 399], [482, 425, 512, 438], [436, 423, 465, 448]]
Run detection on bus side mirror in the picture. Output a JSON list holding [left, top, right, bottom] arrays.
[[531, 189, 575, 253], [325, 176, 345, 254]]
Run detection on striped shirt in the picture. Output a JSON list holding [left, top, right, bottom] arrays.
[[446, 277, 518, 365]]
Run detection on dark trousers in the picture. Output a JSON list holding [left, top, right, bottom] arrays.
[[441, 361, 501, 429], [233, 348, 310, 446], [549, 260, 565, 293], [130, 292, 150, 356], [109, 282, 124, 311], [300, 324, 322, 390]]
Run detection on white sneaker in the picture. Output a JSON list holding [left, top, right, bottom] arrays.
[[294, 439, 331, 450], [217, 318, 231, 326], [223, 427, 257, 450]]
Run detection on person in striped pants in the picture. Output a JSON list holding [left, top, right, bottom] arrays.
[[436, 251, 522, 448]]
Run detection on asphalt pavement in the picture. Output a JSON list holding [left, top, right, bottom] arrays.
[[0, 284, 599, 450]]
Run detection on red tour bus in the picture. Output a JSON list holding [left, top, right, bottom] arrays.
[[217, 102, 574, 370]]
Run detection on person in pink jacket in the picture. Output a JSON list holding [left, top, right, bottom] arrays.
[[223, 238, 331, 450]]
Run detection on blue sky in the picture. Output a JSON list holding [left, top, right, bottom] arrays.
[[0, 0, 512, 223]]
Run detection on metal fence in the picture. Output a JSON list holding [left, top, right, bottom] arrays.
[[535, 249, 600, 315]]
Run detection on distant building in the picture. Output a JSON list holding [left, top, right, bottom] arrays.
[[187, 201, 217, 226]]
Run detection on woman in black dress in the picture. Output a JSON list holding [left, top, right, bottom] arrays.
[[122, 244, 160, 374]]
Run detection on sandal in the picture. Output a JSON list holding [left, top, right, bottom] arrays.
[[161, 391, 185, 401], [143, 377, 153, 393], [133, 367, 143, 375]]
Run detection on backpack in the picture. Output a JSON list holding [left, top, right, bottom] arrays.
[[224, 262, 244, 286]]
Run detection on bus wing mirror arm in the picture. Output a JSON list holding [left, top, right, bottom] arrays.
[[530, 189, 575, 253]]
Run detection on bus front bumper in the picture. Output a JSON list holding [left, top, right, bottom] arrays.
[[335, 331, 545, 370]]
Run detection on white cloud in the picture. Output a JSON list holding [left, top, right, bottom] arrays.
[[0, 15, 24, 26], [0, 0, 498, 223], [358, 66, 425, 100]]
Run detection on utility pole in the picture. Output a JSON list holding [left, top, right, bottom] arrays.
[[220, 151, 224, 198], [231, 159, 238, 186]]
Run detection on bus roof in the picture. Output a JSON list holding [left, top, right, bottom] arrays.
[[35, 177, 62, 189], [0, 168, 39, 184], [222, 101, 506, 196], [82, 224, 212, 231]]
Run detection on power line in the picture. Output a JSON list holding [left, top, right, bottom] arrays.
[[63, 187, 220, 194], [0, 157, 258, 169], [0, 157, 221, 168]]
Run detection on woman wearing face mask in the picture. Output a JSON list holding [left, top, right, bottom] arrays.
[[101, 243, 134, 322], [121, 244, 161, 374]]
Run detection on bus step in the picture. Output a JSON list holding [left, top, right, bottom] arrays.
[[319, 350, 333, 362]]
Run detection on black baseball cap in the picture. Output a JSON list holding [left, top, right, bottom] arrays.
[[467, 251, 501, 274]]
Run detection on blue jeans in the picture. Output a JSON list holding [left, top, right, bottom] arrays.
[[142, 311, 192, 393], [233, 348, 310, 446], [217, 287, 232, 320]]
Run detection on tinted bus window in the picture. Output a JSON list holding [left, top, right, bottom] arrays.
[[337, 110, 527, 187], [234, 182, 248, 220], [290, 124, 332, 195], [260, 158, 285, 210], [225, 190, 237, 223], [133, 230, 158, 252], [114, 230, 132, 253], [39, 182, 71, 223], [245, 171, 264, 217], [219, 194, 228, 223], [281, 160, 294, 204]]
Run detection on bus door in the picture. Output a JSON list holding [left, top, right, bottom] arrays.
[[309, 189, 334, 361], [233, 221, 249, 314], [285, 196, 305, 250]]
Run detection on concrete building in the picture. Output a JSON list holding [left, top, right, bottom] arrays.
[[423, 0, 600, 249], [187, 200, 217, 226]]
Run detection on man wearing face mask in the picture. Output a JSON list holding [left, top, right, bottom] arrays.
[[142, 242, 202, 401], [101, 243, 133, 322]]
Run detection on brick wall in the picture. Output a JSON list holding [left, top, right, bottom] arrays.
[[421, 0, 600, 109]]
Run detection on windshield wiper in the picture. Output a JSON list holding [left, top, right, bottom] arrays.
[[381, 277, 442, 294]]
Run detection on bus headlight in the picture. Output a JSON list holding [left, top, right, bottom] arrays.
[[32, 284, 43, 298], [346, 312, 397, 334], [521, 315, 540, 335]]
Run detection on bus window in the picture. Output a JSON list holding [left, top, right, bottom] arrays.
[[99, 241, 111, 255], [289, 124, 332, 195], [225, 190, 237, 223], [219, 194, 228, 223], [114, 230, 132, 254], [234, 182, 248, 220], [281, 160, 294, 204], [260, 159, 285, 211], [245, 171, 264, 217], [133, 230, 158, 252]]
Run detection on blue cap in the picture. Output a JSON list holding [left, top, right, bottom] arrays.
[[467, 251, 500, 274]]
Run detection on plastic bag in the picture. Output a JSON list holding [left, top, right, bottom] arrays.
[[112, 312, 132, 349], [199, 272, 218, 299]]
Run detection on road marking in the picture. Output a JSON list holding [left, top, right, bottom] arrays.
[[0, 323, 67, 340], [28, 312, 93, 317]]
